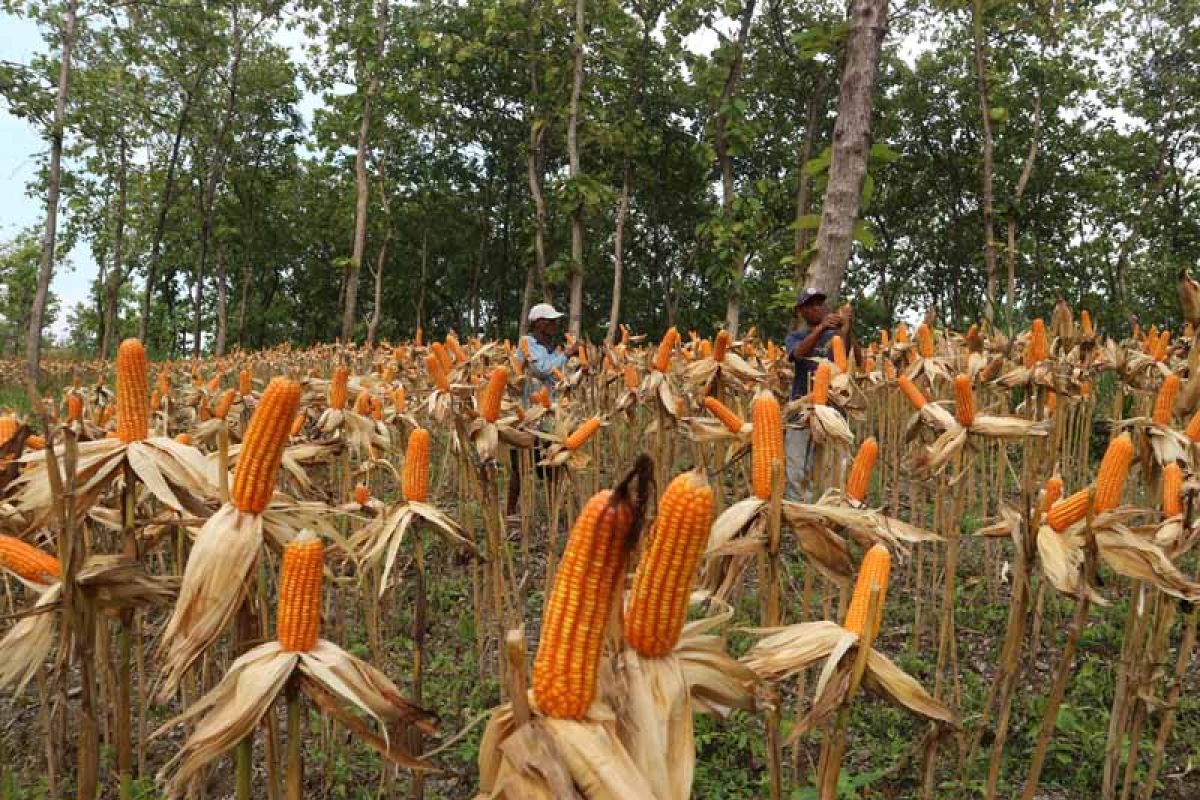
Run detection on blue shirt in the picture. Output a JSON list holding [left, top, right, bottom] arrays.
[[785, 326, 836, 399], [519, 335, 568, 402]]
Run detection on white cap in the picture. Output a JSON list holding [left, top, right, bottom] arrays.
[[528, 303, 565, 323]]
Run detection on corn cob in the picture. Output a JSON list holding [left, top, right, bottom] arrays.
[[330, 366, 349, 410], [1047, 489, 1090, 532], [842, 544, 891, 639], [150, 390, 162, 413], [0, 416, 18, 448], [116, 338, 149, 443], [393, 386, 407, 412], [565, 417, 601, 450], [879, 329, 891, 348], [0, 535, 61, 586], [1153, 374, 1180, 425], [532, 387, 551, 409], [751, 391, 783, 501], [884, 360, 897, 380], [231, 378, 301, 514], [1024, 319, 1047, 367], [1094, 433, 1134, 512], [199, 402, 212, 422], [917, 323, 934, 358], [714, 330, 731, 362], [67, 394, 83, 423], [811, 362, 831, 405], [447, 332, 468, 363], [425, 354, 451, 392], [953, 374, 975, 426], [207, 376, 220, 393], [1163, 463, 1183, 517], [533, 488, 636, 718], [864, 357, 876, 373], [620, 324, 631, 346], [480, 366, 507, 423], [1186, 408, 1200, 442], [276, 531, 323, 652], [157, 370, 170, 396], [403, 428, 431, 503], [965, 323, 982, 352], [895, 323, 909, 344], [698, 339, 713, 359], [654, 327, 679, 372], [353, 388, 372, 415], [214, 389, 236, 420], [1040, 476, 1064, 517], [551, 367, 566, 384], [624, 471, 715, 657], [623, 364, 639, 391], [831, 335, 848, 373], [289, 412, 306, 438], [239, 369, 252, 396], [370, 395, 383, 421], [1154, 330, 1170, 362], [704, 397, 745, 434], [24, 434, 45, 450], [431, 342, 452, 375], [897, 375, 927, 410], [845, 437, 879, 502], [175, 433, 192, 446], [354, 484, 370, 506], [1080, 310, 1094, 338]]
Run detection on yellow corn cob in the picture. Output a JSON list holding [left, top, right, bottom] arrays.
[[353, 388, 372, 415], [845, 437, 879, 502], [370, 395, 383, 421], [481, 366, 507, 423], [654, 327, 679, 372], [24, 434, 45, 450], [624, 471, 715, 657], [157, 370, 170, 396], [831, 335, 848, 373], [214, 389, 236, 420], [531, 386, 551, 409], [895, 323, 909, 344], [1144, 325, 1158, 351], [354, 484, 370, 506], [207, 376, 220, 393], [0, 535, 61, 586], [238, 369, 252, 396], [116, 338, 149, 443], [751, 391, 783, 500], [897, 375, 927, 410], [276, 531, 323, 652], [425, 354, 451, 392], [623, 364, 639, 391], [1041, 475, 1064, 515], [67, 394, 83, 423], [884, 360, 897, 380], [842, 544, 891, 639], [811, 362, 831, 405], [698, 339, 713, 359], [864, 357, 876, 373], [704, 397, 745, 434], [533, 488, 636, 718], [954, 374, 975, 426], [1163, 463, 1183, 517], [965, 323, 982, 352], [330, 366, 349, 410], [1154, 330, 1170, 362], [1153, 374, 1180, 425], [447, 332, 468, 363], [289, 412, 306, 437], [1047, 489, 1090, 532], [403, 428, 431, 503], [621, 324, 631, 346], [1186, 408, 1200, 442], [199, 402, 212, 422], [1024, 319, 1047, 367], [1094, 434, 1134, 512], [431, 342, 452, 375], [578, 342, 590, 369], [175, 433, 192, 446], [565, 417, 601, 450], [1080, 310, 1094, 338], [231, 378, 301, 514], [150, 390, 162, 413], [393, 386, 407, 413], [879, 329, 891, 348], [917, 323, 934, 358], [519, 335, 531, 363]]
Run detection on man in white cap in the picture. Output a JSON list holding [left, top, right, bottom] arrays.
[[783, 288, 842, 499], [520, 302, 579, 402]]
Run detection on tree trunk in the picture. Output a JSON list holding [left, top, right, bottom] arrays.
[[237, 262, 250, 348], [140, 75, 201, 345], [365, 160, 392, 349], [804, 0, 889, 301], [565, 0, 586, 338], [520, 0, 550, 339], [26, 0, 75, 382], [341, 0, 390, 345], [100, 136, 129, 361], [1005, 95, 1041, 333], [606, 161, 631, 345], [793, 81, 825, 285], [717, 0, 757, 337], [972, 0, 999, 325], [214, 249, 228, 356], [416, 228, 428, 333]]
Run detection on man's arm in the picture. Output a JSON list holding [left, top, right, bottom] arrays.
[[524, 337, 568, 379], [789, 315, 840, 360]]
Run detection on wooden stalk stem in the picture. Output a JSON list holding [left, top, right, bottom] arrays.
[[763, 461, 785, 800], [286, 678, 303, 800], [1139, 604, 1198, 800], [819, 587, 880, 800]]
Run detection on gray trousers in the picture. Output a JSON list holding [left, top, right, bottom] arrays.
[[785, 427, 814, 501]]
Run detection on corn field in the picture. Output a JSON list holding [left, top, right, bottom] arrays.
[[3, 310, 1200, 799]]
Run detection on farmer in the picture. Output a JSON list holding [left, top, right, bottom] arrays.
[[518, 303, 579, 403], [507, 302, 579, 519], [784, 288, 842, 500]]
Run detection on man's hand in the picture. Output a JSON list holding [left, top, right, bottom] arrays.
[[565, 343, 580, 357], [819, 313, 843, 331]]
